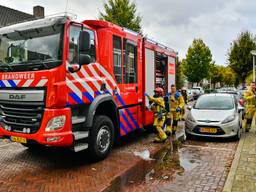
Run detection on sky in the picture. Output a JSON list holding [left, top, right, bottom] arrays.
[[1, 0, 256, 65]]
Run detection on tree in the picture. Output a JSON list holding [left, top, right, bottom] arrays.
[[183, 39, 212, 84], [176, 59, 185, 89], [223, 67, 236, 86], [208, 64, 224, 88], [228, 31, 256, 84], [99, 0, 142, 33]]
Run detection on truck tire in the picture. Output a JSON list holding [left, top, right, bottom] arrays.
[[88, 115, 114, 162]]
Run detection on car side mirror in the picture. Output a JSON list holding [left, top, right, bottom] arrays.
[[78, 31, 91, 65], [187, 105, 192, 110]]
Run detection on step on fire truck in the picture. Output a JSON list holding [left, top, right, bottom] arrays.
[[0, 16, 177, 161]]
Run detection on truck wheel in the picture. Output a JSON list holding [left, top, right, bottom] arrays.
[[88, 115, 114, 162]]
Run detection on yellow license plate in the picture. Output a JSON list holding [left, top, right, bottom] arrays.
[[11, 136, 27, 144], [200, 128, 217, 133]]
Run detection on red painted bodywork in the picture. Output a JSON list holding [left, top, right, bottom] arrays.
[[0, 18, 177, 147]]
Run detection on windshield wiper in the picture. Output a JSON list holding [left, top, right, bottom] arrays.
[[0, 63, 14, 72], [19, 59, 62, 69]]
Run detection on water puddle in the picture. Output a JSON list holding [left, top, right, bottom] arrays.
[[117, 139, 202, 191]]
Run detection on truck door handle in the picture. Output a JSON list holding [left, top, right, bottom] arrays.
[[135, 86, 138, 92]]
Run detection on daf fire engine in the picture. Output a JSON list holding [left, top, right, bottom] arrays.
[[0, 16, 177, 161]]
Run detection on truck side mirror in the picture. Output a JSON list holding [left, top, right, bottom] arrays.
[[78, 31, 91, 65]]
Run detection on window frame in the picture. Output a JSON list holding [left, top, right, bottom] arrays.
[[113, 35, 123, 84], [68, 25, 96, 65], [123, 39, 138, 84]]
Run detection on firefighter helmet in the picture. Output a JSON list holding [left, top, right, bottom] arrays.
[[154, 87, 164, 96]]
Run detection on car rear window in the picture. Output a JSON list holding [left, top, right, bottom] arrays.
[[194, 95, 234, 110]]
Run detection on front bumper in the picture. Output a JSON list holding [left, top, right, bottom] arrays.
[[0, 108, 73, 147], [185, 118, 239, 138]]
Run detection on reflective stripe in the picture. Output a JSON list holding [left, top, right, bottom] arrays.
[[94, 63, 120, 94], [70, 72, 94, 98], [66, 77, 83, 99], [80, 67, 102, 92], [0, 81, 6, 87], [88, 64, 113, 94], [69, 92, 84, 104], [36, 79, 48, 87], [22, 79, 34, 87], [8, 80, 16, 87]]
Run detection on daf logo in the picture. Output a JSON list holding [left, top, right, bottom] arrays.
[[9, 94, 26, 100]]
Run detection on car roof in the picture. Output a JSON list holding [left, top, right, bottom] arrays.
[[202, 93, 233, 97]]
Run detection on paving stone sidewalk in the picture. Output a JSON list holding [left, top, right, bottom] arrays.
[[223, 129, 256, 192]]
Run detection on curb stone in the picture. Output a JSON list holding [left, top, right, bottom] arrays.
[[223, 133, 245, 192]]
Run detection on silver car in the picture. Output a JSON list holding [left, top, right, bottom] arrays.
[[185, 93, 242, 140]]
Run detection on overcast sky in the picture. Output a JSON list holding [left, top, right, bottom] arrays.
[[1, 0, 256, 65]]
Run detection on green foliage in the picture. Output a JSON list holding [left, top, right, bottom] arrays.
[[208, 63, 224, 86], [208, 63, 236, 87], [99, 0, 142, 33], [228, 31, 256, 83], [176, 59, 185, 89], [183, 39, 212, 83], [223, 67, 236, 86]]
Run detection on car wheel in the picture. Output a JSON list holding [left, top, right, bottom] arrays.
[[88, 115, 114, 162], [234, 126, 241, 141]]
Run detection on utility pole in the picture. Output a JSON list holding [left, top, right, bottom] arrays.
[[250, 50, 256, 82]]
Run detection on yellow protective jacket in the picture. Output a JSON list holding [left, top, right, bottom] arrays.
[[244, 88, 256, 107], [148, 96, 165, 115], [169, 92, 185, 112]]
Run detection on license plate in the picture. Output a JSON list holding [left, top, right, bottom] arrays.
[[200, 128, 217, 134], [11, 136, 27, 144]]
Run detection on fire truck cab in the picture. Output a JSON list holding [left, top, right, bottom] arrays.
[[0, 16, 177, 161]]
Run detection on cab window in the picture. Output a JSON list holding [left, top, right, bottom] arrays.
[[68, 25, 96, 64], [113, 36, 122, 84], [124, 39, 137, 84]]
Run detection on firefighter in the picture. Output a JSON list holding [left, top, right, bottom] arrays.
[[145, 88, 168, 143], [165, 84, 185, 135], [180, 87, 187, 120], [244, 82, 256, 132]]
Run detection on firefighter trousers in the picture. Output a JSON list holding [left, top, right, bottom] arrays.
[[245, 105, 256, 129], [153, 116, 167, 141], [166, 112, 179, 134]]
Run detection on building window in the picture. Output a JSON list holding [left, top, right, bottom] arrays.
[[124, 40, 137, 84], [113, 36, 122, 84], [68, 25, 96, 64]]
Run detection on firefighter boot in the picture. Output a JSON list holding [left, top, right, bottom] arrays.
[[165, 125, 172, 136], [154, 126, 167, 143], [172, 120, 178, 135], [165, 118, 172, 136], [245, 119, 252, 132]]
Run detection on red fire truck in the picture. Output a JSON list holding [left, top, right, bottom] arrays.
[[0, 16, 177, 161]]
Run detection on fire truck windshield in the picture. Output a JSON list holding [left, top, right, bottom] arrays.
[[0, 24, 63, 71]]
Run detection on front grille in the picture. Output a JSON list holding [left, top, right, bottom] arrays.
[[193, 126, 225, 135], [0, 102, 44, 134]]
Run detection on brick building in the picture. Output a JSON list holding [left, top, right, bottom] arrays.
[[0, 5, 44, 27]]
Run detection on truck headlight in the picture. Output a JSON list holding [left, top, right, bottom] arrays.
[[45, 115, 66, 132], [222, 115, 235, 124]]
